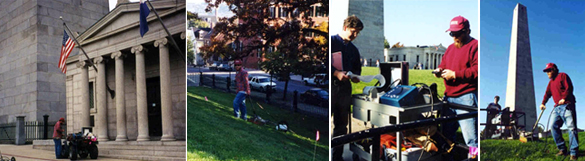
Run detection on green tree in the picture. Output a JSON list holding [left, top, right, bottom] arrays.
[[384, 37, 390, 49], [187, 37, 195, 65], [189, 19, 210, 28], [201, 0, 329, 99]]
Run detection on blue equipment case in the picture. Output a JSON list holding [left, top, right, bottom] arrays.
[[380, 85, 418, 107]]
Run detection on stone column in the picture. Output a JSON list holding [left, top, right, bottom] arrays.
[[78, 59, 91, 128], [112, 51, 127, 141], [132, 45, 150, 141], [94, 57, 108, 141], [431, 53, 437, 69], [155, 38, 175, 141], [430, 53, 434, 69]]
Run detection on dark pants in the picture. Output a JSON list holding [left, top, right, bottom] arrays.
[[332, 80, 352, 161], [54, 138, 62, 158]]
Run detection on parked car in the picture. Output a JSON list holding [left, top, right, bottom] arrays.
[[302, 73, 328, 87], [217, 64, 233, 71], [209, 62, 219, 70], [300, 88, 328, 107], [249, 76, 277, 92]]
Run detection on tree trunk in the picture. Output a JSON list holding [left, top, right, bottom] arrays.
[[282, 79, 289, 100]]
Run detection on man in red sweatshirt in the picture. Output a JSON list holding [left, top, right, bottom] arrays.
[[540, 63, 578, 160], [433, 16, 478, 151], [53, 117, 65, 159]]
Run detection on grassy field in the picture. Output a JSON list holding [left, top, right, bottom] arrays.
[[482, 132, 585, 160], [187, 86, 328, 161], [351, 67, 446, 97]]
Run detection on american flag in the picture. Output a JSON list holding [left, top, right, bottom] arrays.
[[59, 30, 75, 73]]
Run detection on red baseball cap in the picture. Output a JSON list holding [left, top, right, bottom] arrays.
[[446, 16, 469, 32], [234, 60, 242, 65], [59, 118, 65, 121], [543, 63, 557, 72]]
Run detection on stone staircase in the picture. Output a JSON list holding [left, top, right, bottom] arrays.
[[33, 140, 185, 161]]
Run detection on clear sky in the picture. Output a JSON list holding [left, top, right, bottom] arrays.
[[480, 1, 585, 130], [330, 0, 478, 47], [384, 0, 478, 47]]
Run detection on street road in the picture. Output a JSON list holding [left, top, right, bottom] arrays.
[[188, 67, 324, 95]]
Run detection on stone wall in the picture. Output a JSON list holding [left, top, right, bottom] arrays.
[[0, 0, 108, 124]]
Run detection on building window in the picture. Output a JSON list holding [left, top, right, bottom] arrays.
[[89, 82, 94, 109], [416, 55, 419, 62], [390, 57, 393, 62], [90, 115, 95, 127], [403, 55, 406, 61], [308, 6, 314, 17], [280, 7, 289, 17], [316, 6, 325, 17], [304, 31, 313, 37], [270, 7, 275, 18]]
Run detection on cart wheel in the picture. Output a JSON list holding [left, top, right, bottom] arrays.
[[69, 146, 78, 160], [89, 146, 98, 159], [10, 157, 15, 161]]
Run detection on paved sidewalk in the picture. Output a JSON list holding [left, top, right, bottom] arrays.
[[0, 144, 138, 161]]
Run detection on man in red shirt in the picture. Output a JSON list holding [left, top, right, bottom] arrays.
[[233, 60, 250, 120], [433, 16, 478, 150], [53, 117, 65, 159], [540, 63, 578, 160]]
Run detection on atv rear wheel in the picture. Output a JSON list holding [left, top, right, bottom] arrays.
[[89, 146, 99, 159]]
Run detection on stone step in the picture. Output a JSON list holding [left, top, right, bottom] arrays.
[[100, 154, 185, 161], [97, 144, 184, 151], [32, 140, 186, 160], [100, 148, 185, 157]]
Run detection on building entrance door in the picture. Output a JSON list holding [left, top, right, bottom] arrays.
[[147, 77, 162, 137]]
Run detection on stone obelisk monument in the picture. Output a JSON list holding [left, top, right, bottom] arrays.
[[348, 0, 384, 63], [505, 3, 537, 131]]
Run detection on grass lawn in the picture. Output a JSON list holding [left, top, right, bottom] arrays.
[[351, 67, 446, 98], [187, 86, 328, 161], [482, 132, 585, 160]]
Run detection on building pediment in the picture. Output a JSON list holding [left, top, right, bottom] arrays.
[[78, 0, 185, 46]]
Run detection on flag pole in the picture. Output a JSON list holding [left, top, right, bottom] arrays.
[[60, 16, 116, 98], [146, 0, 186, 62]]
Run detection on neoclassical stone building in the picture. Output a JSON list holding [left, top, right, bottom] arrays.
[[385, 45, 446, 69], [0, 0, 109, 124], [64, 0, 186, 142]]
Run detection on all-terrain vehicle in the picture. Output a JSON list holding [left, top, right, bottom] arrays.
[[61, 131, 99, 160]]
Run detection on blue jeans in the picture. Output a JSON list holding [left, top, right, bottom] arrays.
[[54, 138, 62, 158], [550, 103, 579, 156], [233, 92, 247, 120], [443, 92, 478, 148]]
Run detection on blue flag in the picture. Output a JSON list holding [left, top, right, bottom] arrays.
[[139, 0, 150, 37]]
